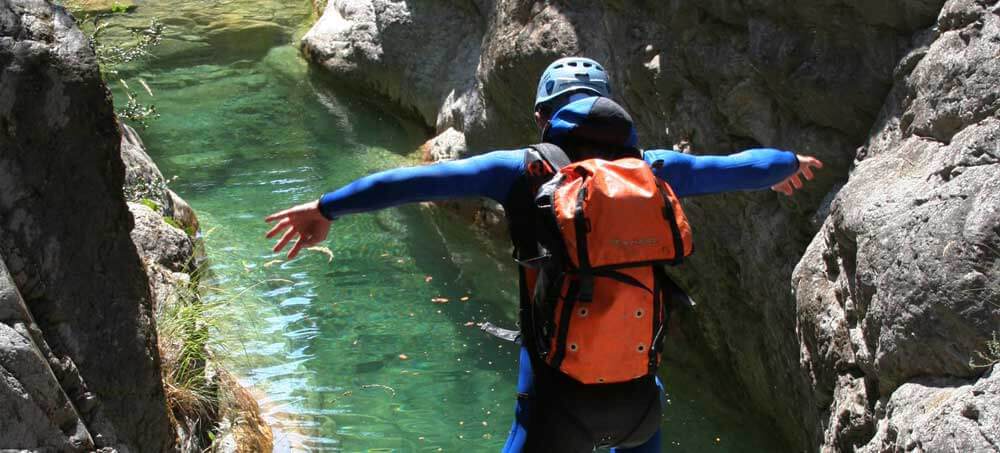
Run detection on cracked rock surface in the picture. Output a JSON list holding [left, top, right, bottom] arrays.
[[0, 0, 174, 449], [794, 0, 1000, 450]]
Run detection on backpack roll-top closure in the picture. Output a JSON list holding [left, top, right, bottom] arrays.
[[550, 158, 692, 269]]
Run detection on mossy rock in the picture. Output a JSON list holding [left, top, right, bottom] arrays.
[[63, 0, 137, 15]]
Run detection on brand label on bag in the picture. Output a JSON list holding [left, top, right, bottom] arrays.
[[611, 238, 659, 247]]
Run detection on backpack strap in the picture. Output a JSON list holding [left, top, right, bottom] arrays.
[[528, 143, 571, 172]]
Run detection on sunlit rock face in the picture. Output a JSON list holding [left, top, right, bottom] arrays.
[[0, 0, 174, 450], [794, 0, 1000, 450], [303, 0, 999, 450]]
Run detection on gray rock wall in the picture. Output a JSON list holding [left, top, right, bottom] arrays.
[[302, 0, 999, 450], [0, 0, 174, 450], [794, 0, 1000, 449], [0, 257, 93, 451]]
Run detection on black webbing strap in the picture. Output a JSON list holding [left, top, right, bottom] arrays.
[[529, 142, 571, 171], [657, 184, 685, 265], [572, 186, 594, 302], [589, 268, 653, 294], [649, 266, 665, 373], [549, 278, 580, 369]]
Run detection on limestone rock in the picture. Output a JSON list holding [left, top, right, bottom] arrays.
[[862, 366, 1000, 453], [0, 0, 174, 449], [793, 0, 1000, 449], [420, 127, 467, 162], [129, 202, 193, 273], [129, 202, 195, 310], [301, 0, 486, 130], [170, 189, 201, 236], [0, 258, 93, 451]]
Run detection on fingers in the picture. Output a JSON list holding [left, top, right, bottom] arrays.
[[273, 228, 296, 253], [264, 208, 293, 223], [265, 218, 291, 238], [772, 181, 793, 196], [287, 233, 321, 259], [287, 237, 306, 260], [790, 174, 803, 189], [801, 164, 815, 180]]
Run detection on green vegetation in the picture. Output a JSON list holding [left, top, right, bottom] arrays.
[[138, 197, 160, 212], [970, 331, 1000, 369], [156, 268, 219, 436], [62, 0, 164, 128]]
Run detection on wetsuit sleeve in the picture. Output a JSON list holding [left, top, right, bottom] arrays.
[[318, 149, 526, 219], [643, 148, 800, 197]]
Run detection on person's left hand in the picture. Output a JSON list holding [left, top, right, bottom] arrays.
[[265, 200, 332, 259], [772, 155, 823, 196]]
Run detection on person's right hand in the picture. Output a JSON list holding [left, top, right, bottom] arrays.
[[265, 200, 332, 259]]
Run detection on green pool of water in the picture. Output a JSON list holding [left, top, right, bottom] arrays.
[[95, 1, 788, 451]]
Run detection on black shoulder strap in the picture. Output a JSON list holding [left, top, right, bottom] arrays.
[[529, 143, 571, 171]]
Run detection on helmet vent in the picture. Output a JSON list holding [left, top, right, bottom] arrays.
[[545, 80, 555, 95], [568, 61, 577, 66]]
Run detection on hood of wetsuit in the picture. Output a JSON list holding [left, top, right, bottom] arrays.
[[542, 96, 639, 152]]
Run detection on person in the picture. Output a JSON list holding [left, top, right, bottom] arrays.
[[266, 57, 822, 452]]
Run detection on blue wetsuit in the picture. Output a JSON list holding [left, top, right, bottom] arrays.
[[318, 94, 799, 453], [318, 148, 797, 218], [317, 147, 798, 451]]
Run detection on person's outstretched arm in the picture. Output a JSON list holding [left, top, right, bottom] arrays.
[[266, 150, 526, 258], [643, 148, 822, 197]]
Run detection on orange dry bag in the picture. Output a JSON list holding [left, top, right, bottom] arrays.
[[522, 143, 693, 384]]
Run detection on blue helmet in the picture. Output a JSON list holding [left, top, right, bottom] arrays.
[[534, 57, 611, 111]]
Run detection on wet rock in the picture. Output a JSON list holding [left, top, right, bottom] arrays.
[[0, 0, 174, 449]]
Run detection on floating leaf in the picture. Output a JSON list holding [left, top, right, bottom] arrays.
[[307, 246, 334, 263], [460, 296, 470, 302], [424, 276, 433, 283], [263, 259, 282, 268], [398, 354, 409, 360], [431, 297, 449, 304]]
